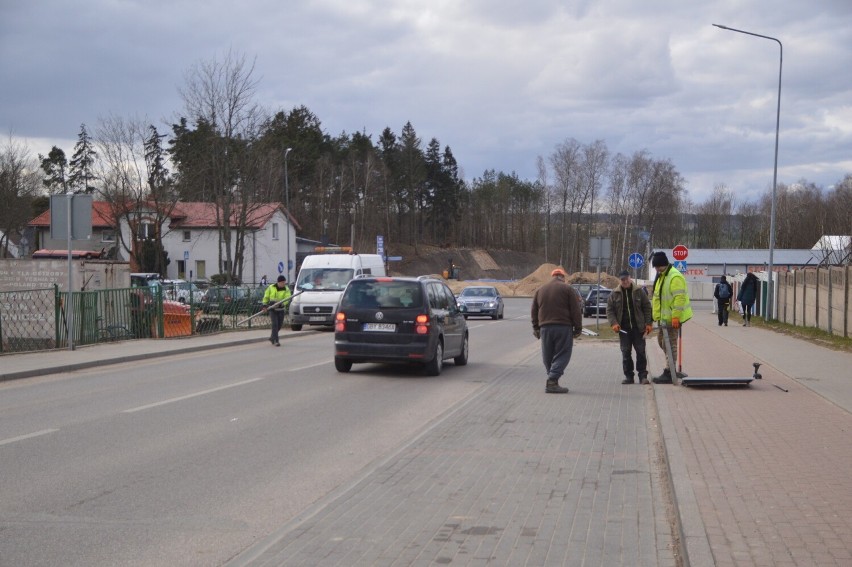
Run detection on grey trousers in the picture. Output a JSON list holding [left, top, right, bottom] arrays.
[[540, 324, 575, 382]]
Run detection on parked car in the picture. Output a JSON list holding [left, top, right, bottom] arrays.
[[456, 285, 504, 319], [583, 288, 612, 318], [200, 286, 261, 314], [333, 276, 469, 376], [163, 279, 203, 304]]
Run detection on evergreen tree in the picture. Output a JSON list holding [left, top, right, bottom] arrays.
[[68, 124, 98, 193], [39, 146, 68, 195]]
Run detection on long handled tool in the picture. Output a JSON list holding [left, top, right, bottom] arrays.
[[677, 326, 683, 375], [236, 291, 302, 326], [661, 323, 679, 385]]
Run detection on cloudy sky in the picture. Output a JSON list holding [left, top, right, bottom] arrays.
[[2, 0, 851, 204]]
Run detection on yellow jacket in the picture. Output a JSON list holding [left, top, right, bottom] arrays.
[[263, 283, 291, 310], [652, 266, 693, 324]]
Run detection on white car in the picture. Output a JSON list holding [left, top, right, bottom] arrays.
[[163, 279, 202, 304]]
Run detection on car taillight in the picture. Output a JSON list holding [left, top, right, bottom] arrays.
[[335, 312, 346, 332], [415, 314, 429, 334]]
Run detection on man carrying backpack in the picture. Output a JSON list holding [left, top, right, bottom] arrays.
[[714, 275, 734, 326]]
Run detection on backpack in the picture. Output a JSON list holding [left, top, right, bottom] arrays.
[[718, 283, 731, 299]]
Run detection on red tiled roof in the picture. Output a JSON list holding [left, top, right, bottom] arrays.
[[29, 201, 299, 230], [29, 201, 116, 228]]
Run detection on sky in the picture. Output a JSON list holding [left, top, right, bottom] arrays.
[[2, 0, 851, 205]]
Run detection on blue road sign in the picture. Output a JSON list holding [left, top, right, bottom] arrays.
[[277, 261, 285, 274], [628, 253, 644, 269], [673, 260, 687, 272]]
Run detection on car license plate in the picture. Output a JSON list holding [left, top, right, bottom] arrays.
[[309, 316, 327, 322], [363, 323, 396, 332], [468, 307, 481, 312]]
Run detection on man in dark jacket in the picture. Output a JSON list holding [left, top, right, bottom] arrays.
[[606, 270, 654, 384], [531, 268, 584, 393], [713, 275, 734, 326]]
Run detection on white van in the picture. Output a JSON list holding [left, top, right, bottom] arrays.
[[289, 254, 386, 330]]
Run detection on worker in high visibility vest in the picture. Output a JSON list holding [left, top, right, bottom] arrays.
[[651, 251, 693, 383], [262, 275, 292, 346]]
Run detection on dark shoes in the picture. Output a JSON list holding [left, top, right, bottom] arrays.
[[546, 380, 569, 394], [640, 378, 650, 385], [621, 377, 635, 384], [652, 370, 673, 384]]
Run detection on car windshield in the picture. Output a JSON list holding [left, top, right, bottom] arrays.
[[341, 280, 424, 309], [460, 287, 496, 297], [297, 268, 354, 291]]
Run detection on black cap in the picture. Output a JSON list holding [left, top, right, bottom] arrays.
[[277, 275, 287, 283], [618, 270, 630, 278], [651, 251, 669, 267]]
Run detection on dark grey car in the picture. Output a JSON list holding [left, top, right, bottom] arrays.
[[333, 277, 469, 376]]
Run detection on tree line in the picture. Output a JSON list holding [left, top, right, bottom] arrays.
[[2, 50, 850, 277]]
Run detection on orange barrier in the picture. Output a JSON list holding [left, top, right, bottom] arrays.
[[162, 301, 192, 338]]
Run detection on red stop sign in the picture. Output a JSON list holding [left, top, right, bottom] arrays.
[[672, 244, 689, 261]]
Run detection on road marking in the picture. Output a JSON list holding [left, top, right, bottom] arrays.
[[287, 361, 330, 372], [122, 377, 265, 413], [0, 428, 59, 447]]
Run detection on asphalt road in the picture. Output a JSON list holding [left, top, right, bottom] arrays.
[[0, 299, 537, 567]]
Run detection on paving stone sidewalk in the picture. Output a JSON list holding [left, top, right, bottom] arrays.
[[227, 342, 678, 567], [650, 315, 852, 567]]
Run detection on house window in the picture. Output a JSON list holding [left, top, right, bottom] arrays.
[[183, 230, 191, 242], [137, 221, 155, 240], [272, 223, 279, 240], [195, 260, 206, 279], [101, 230, 116, 243]]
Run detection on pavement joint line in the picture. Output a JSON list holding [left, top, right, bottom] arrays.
[[654, 382, 715, 567], [223, 353, 536, 567]]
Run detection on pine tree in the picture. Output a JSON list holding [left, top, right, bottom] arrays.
[[68, 124, 98, 193]]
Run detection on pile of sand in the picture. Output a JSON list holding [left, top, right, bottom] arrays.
[[444, 264, 622, 297]]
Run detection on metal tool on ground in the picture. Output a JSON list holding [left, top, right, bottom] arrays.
[[661, 322, 680, 385], [752, 361, 790, 392], [236, 291, 302, 326], [679, 357, 757, 387]]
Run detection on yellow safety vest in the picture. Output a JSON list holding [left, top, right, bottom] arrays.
[[652, 266, 693, 323]]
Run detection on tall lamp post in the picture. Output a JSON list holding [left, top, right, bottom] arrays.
[[713, 23, 782, 320], [284, 147, 292, 282]]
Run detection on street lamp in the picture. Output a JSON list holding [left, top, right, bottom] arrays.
[[284, 147, 292, 282], [713, 23, 782, 320]]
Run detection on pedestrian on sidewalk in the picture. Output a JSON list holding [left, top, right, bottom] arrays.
[[531, 267, 583, 394], [607, 270, 654, 384], [259, 274, 268, 287], [714, 275, 734, 326], [262, 275, 291, 346], [737, 272, 759, 327], [650, 251, 693, 384]]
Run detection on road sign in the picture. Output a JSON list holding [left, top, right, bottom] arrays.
[[377, 235, 384, 256], [673, 260, 688, 272], [277, 261, 285, 274], [628, 253, 644, 269], [589, 237, 612, 268], [672, 244, 689, 261], [184, 250, 189, 261]]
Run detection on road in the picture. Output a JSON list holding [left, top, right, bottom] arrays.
[[0, 299, 538, 567]]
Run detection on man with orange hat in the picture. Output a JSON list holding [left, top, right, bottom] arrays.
[[531, 267, 584, 393]]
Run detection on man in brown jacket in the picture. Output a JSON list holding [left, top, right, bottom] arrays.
[[531, 268, 584, 393]]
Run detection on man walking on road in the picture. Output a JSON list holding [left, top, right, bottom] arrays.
[[607, 270, 654, 384], [531, 268, 583, 393], [262, 276, 291, 347], [650, 252, 693, 384]]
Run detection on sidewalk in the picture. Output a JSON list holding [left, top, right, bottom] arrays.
[[650, 311, 852, 567], [2, 312, 851, 566]]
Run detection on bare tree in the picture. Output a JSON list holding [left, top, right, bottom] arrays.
[[178, 49, 269, 281], [0, 136, 41, 257]]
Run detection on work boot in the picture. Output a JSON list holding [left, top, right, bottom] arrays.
[[652, 369, 673, 384], [621, 376, 635, 384], [545, 380, 569, 394]]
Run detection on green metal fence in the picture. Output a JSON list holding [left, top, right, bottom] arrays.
[[1, 284, 274, 355]]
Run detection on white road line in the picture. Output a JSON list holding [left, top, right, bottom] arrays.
[[287, 361, 330, 372], [122, 377, 265, 413], [0, 428, 60, 447]]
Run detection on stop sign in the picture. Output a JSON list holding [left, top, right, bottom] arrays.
[[672, 244, 689, 261]]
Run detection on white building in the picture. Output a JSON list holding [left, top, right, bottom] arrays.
[[29, 201, 300, 285]]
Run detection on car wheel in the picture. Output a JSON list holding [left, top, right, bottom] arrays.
[[334, 357, 352, 373], [291, 324, 303, 331], [454, 334, 469, 366], [424, 340, 444, 376], [491, 313, 498, 320], [498, 309, 504, 320]]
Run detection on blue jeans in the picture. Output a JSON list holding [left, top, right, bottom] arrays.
[[540, 324, 575, 382]]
